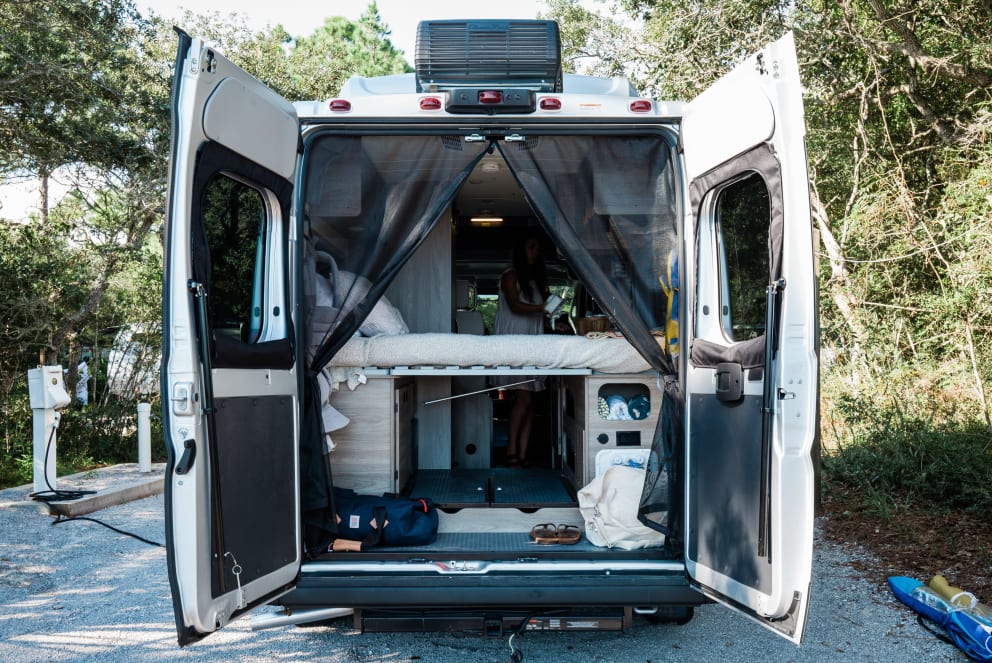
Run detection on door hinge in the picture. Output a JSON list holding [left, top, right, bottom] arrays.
[[172, 382, 194, 415]]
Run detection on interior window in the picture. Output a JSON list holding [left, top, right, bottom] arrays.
[[715, 172, 770, 342], [200, 173, 270, 343]]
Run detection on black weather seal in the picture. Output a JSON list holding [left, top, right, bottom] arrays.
[[758, 278, 786, 558]]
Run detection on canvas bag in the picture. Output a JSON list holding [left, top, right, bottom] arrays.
[[332, 488, 439, 551], [578, 465, 665, 550], [888, 576, 992, 662]]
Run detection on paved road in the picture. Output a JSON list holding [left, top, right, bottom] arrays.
[[0, 487, 966, 662]]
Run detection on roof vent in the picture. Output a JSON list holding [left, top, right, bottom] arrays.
[[415, 20, 563, 93]]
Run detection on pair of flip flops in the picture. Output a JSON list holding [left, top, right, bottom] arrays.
[[529, 523, 582, 545]]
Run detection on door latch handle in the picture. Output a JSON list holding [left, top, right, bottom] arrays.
[[175, 439, 196, 475], [777, 388, 796, 400]]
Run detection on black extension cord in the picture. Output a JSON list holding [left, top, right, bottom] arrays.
[[29, 416, 164, 548], [28, 419, 96, 503], [52, 514, 164, 548]]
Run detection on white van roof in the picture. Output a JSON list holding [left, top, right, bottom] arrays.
[[294, 72, 685, 120]]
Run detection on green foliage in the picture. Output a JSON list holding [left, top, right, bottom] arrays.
[[0, 389, 32, 488], [58, 397, 166, 467], [147, 2, 410, 103], [822, 375, 992, 519], [540, 0, 639, 80], [290, 2, 411, 94], [0, 220, 95, 378], [0, 195, 163, 482], [0, 1, 162, 176], [0, 387, 165, 490]]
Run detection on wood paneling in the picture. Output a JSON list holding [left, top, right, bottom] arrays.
[[385, 211, 452, 333]]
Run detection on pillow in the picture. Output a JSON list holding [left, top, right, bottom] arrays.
[[334, 270, 409, 337]]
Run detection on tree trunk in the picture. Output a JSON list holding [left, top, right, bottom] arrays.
[[810, 185, 868, 357], [39, 170, 49, 225]]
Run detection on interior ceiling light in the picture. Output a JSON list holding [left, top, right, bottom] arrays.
[[470, 216, 504, 225]]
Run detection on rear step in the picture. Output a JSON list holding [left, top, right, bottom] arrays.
[[356, 607, 632, 635]]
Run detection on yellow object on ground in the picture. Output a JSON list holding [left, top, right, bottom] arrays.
[[929, 575, 992, 620]]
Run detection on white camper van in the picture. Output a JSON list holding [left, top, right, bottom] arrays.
[[162, 20, 818, 647]]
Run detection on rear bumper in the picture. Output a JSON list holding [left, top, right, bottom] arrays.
[[278, 560, 703, 610]]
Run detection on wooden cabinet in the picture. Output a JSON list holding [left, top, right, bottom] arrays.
[[328, 376, 413, 494], [562, 374, 661, 487]]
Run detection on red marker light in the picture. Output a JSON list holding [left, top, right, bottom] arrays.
[[629, 99, 652, 113], [539, 97, 562, 111], [329, 99, 352, 112], [419, 96, 442, 110], [479, 90, 503, 104]]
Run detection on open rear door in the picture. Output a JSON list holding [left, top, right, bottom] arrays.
[[162, 32, 302, 645], [681, 33, 817, 643]]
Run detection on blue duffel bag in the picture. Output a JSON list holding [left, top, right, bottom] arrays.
[[332, 488, 439, 550]]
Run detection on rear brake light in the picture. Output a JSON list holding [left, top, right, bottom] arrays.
[[539, 97, 562, 111], [479, 90, 503, 104], [329, 99, 352, 112], [629, 99, 652, 113], [419, 96, 442, 111]]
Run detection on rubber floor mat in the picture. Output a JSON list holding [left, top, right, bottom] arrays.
[[409, 469, 489, 507], [490, 468, 575, 507]]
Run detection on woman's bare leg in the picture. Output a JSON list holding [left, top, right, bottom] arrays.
[[507, 389, 532, 462]]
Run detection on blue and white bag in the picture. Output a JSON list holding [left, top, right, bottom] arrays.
[[889, 576, 992, 661]]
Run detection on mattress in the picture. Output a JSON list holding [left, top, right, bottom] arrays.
[[328, 333, 654, 374]]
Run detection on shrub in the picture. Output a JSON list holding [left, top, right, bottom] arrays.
[[822, 366, 992, 519], [0, 384, 164, 490]]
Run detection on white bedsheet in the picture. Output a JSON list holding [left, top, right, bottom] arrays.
[[328, 333, 654, 374]]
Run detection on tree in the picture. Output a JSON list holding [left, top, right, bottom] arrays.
[[540, 0, 643, 83], [287, 2, 411, 100], [617, 0, 793, 98], [0, 2, 420, 485], [0, 1, 160, 221], [796, 0, 992, 387]]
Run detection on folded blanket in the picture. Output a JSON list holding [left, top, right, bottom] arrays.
[[329, 333, 654, 374], [605, 395, 631, 420]]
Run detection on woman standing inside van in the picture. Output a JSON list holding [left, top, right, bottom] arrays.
[[494, 233, 550, 467]]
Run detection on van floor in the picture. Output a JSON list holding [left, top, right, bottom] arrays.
[[408, 468, 576, 509], [336, 531, 665, 560], [321, 473, 675, 561]]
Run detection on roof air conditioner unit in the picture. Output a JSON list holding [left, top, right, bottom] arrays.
[[414, 19, 563, 93]]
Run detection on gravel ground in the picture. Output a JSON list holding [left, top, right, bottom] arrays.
[[0, 483, 968, 663]]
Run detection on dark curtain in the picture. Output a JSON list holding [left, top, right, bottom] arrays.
[[497, 136, 678, 374], [639, 376, 684, 546], [298, 134, 489, 554], [304, 135, 490, 365], [497, 135, 681, 539]]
